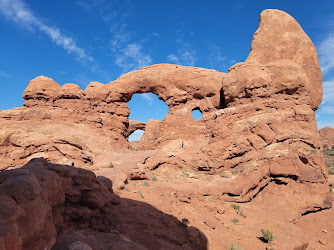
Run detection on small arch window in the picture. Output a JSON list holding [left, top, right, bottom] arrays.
[[191, 108, 203, 121]]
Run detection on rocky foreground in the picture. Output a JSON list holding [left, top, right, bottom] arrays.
[[1, 9, 333, 250]]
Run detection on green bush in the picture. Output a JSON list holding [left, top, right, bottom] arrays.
[[181, 218, 189, 227], [228, 242, 242, 250], [231, 204, 240, 210], [261, 229, 274, 243], [138, 190, 144, 199], [152, 176, 157, 181], [143, 181, 150, 186], [108, 162, 114, 168], [231, 203, 247, 218]]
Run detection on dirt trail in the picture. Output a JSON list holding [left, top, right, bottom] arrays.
[[93, 149, 162, 184]]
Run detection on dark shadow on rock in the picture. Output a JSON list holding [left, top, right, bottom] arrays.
[[0, 158, 208, 250], [53, 197, 208, 250]]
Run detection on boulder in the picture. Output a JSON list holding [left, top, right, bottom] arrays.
[[0, 158, 205, 250], [320, 126, 334, 150]]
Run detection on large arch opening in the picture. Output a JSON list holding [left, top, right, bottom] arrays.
[[127, 93, 169, 142], [129, 129, 145, 142]]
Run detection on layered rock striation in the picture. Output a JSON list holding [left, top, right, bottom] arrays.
[[0, 9, 332, 249], [0, 158, 206, 250], [0, 158, 117, 249], [0, 77, 131, 170]]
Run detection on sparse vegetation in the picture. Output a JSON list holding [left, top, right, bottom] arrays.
[[228, 242, 243, 250], [180, 168, 188, 176], [231, 203, 246, 218], [204, 196, 216, 202], [231, 170, 238, 175], [143, 181, 149, 186], [129, 145, 138, 151], [152, 176, 157, 181], [180, 218, 189, 227], [323, 149, 334, 175], [108, 162, 114, 168], [138, 190, 144, 199], [231, 203, 240, 210], [324, 149, 334, 157], [231, 218, 239, 224], [179, 168, 203, 178], [260, 229, 274, 243]]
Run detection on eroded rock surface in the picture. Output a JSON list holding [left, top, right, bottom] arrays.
[[320, 126, 334, 150], [0, 158, 206, 250], [0, 158, 117, 249], [0, 9, 332, 250]]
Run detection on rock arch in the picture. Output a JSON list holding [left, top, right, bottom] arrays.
[[0, 11, 330, 235], [191, 107, 203, 121]]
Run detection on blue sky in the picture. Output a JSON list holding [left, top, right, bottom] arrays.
[[0, 0, 334, 138]]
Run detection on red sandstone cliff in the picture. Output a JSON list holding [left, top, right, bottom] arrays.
[[0, 9, 333, 250]]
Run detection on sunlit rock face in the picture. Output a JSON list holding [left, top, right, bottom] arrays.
[[0, 10, 331, 244], [320, 126, 334, 150]]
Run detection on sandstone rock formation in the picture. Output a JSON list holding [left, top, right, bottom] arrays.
[[320, 126, 334, 150], [245, 9, 323, 110], [0, 9, 332, 249], [0, 158, 117, 249], [127, 120, 146, 138], [0, 158, 206, 250], [0, 76, 130, 170]]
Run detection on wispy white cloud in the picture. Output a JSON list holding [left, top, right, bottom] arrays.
[[76, 0, 128, 23], [77, 0, 153, 73], [319, 105, 334, 115], [318, 34, 334, 75], [321, 79, 334, 105], [316, 78, 334, 128], [0, 0, 93, 61], [317, 120, 334, 129], [167, 48, 196, 66], [110, 22, 153, 72], [140, 93, 154, 105], [208, 44, 227, 70], [110, 24, 131, 50], [167, 54, 179, 63], [167, 38, 197, 66], [115, 43, 152, 73]]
